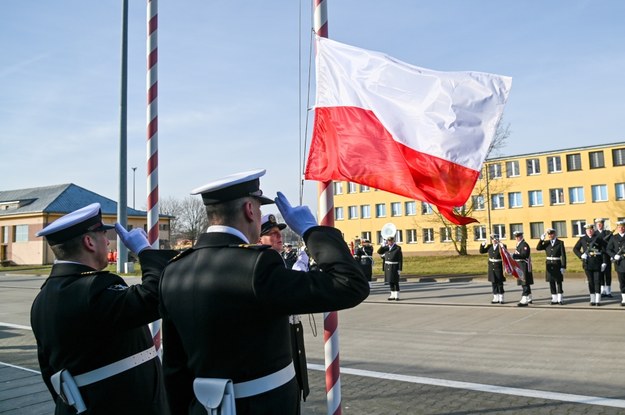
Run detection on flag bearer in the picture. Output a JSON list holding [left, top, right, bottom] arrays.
[[537, 228, 567, 305], [512, 231, 534, 307], [480, 234, 506, 304], [607, 220, 625, 306]]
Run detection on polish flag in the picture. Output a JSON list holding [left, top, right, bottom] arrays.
[[305, 36, 512, 225], [500, 247, 525, 281]]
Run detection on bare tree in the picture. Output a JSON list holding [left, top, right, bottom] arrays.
[[178, 196, 208, 245], [159, 196, 184, 245], [427, 118, 511, 255]]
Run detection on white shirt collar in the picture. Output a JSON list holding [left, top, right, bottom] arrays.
[[206, 225, 249, 244]]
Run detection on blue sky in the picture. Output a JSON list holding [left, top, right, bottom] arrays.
[[2, 1, 624, 212]]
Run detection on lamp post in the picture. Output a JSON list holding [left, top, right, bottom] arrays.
[[132, 167, 137, 209]]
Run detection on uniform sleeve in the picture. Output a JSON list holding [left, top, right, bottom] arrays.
[[162, 317, 194, 414], [573, 238, 584, 258], [88, 249, 177, 330], [607, 237, 618, 257], [561, 243, 567, 268], [536, 240, 546, 251]]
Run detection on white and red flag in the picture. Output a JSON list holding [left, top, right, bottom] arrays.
[[500, 247, 525, 281], [305, 36, 512, 224]]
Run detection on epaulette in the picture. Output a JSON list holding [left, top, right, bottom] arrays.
[[80, 270, 111, 276], [169, 247, 195, 263], [229, 243, 271, 250]]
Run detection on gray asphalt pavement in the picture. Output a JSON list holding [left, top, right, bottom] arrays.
[[2, 271, 625, 414]]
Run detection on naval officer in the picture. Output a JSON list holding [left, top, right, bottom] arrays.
[[30, 203, 177, 414], [158, 169, 369, 415]]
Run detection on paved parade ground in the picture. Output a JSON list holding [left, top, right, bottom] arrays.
[[2, 271, 625, 414]]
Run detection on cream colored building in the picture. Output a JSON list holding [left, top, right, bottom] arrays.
[[331, 142, 625, 254], [0, 183, 172, 265]]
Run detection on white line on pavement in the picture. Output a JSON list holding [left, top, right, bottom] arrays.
[[0, 322, 32, 330], [308, 364, 625, 409], [0, 361, 40, 374]]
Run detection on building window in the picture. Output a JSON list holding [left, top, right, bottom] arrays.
[[569, 187, 585, 204], [423, 228, 434, 243], [508, 192, 522, 208], [455, 227, 464, 242], [549, 188, 565, 205], [421, 202, 433, 215], [13, 225, 28, 242], [407, 229, 417, 243], [348, 183, 358, 193], [591, 184, 608, 202], [492, 224, 506, 240], [440, 227, 452, 242], [616, 183, 625, 201], [527, 158, 541, 175], [361, 205, 371, 219], [547, 156, 562, 173], [335, 207, 344, 220], [506, 160, 520, 178], [510, 223, 523, 236], [474, 225, 487, 241], [471, 195, 484, 211], [488, 163, 502, 179], [405, 201, 417, 216], [359, 184, 370, 192], [395, 230, 403, 243], [572, 220, 586, 237], [553, 221, 567, 238], [612, 148, 625, 166], [491, 193, 505, 209], [361, 231, 372, 241], [348, 206, 358, 219], [530, 222, 544, 239], [528, 190, 543, 207], [375, 204, 386, 218], [589, 151, 605, 169], [566, 153, 582, 171], [391, 202, 402, 217], [333, 182, 343, 195]]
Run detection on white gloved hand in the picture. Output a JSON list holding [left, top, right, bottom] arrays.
[[115, 223, 151, 254], [615, 254, 621, 261], [581, 253, 588, 260], [560, 268, 566, 274], [601, 263, 607, 272], [540, 233, 545, 241], [397, 270, 401, 276], [274, 192, 317, 236]]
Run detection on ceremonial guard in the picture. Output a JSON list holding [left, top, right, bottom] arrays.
[[158, 170, 369, 415], [30, 203, 176, 414], [607, 220, 625, 306], [594, 218, 614, 297], [536, 228, 567, 305], [354, 238, 374, 283], [574, 223, 608, 306], [282, 243, 298, 269], [512, 231, 534, 307], [258, 213, 309, 412], [479, 234, 506, 304], [377, 236, 403, 301]]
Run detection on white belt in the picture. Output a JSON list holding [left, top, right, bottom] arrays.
[[73, 346, 157, 387], [385, 261, 399, 265], [488, 259, 502, 262], [233, 361, 295, 399], [546, 257, 562, 261]]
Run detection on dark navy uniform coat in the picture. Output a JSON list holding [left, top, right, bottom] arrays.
[[536, 238, 567, 282], [377, 244, 402, 284], [159, 226, 369, 415], [607, 233, 625, 273], [30, 249, 176, 415], [479, 243, 506, 283], [512, 239, 534, 285]]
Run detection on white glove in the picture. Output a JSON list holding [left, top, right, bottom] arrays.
[[560, 268, 566, 274], [397, 270, 401, 276], [115, 223, 151, 254], [481, 241, 487, 247], [540, 233, 545, 241], [601, 263, 607, 272], [615, 254, 621, 261], [581, 253, 588, 260], [274, 192, 317, 236]]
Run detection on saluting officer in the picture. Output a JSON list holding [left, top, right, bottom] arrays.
[[479, 234, 506, 304], [158, 169, 369, 415], [512, 231, 534, 307], [536, 228, 567, 305], [594, 218, 614, 297], [31, 203, 176, 414], [574, 223, 608, 306], [607, 220, 625, 306], [354, 239, 374, 284], [377, 236, 403, 301], [258, 213, 309, 413]]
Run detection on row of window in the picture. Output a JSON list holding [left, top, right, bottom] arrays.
[[335, 182, 624, 220], [357, 218, 624, 246], [0, 223, 170, 244]]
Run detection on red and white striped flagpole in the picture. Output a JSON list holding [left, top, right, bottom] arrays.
[[146, 0, 161, 356], [313, 2, 341, 414]]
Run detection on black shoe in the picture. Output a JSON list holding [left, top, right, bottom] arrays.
[[550, 301, 558, 305], [601, 293, 608, 297], [607, 294, 613, 298], [491, 300, 498, 304], [590, 302, 596, 306], [558, 301, 564, 305], [395, 298, 400, 301], [528, 300, 533, 304], [387, 297, 394, 301], [596, 302, 601, 306], [499, 301, 504, 304], [621, 302, 625, 307], [517, 302, 528, 307]]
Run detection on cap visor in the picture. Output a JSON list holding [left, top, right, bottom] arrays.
[[256, 195, 275, 205]]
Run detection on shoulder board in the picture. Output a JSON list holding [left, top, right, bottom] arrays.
[[229, 243, 271, 250], [79, 270, 111, 277], [169, 248, 195, 263]]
